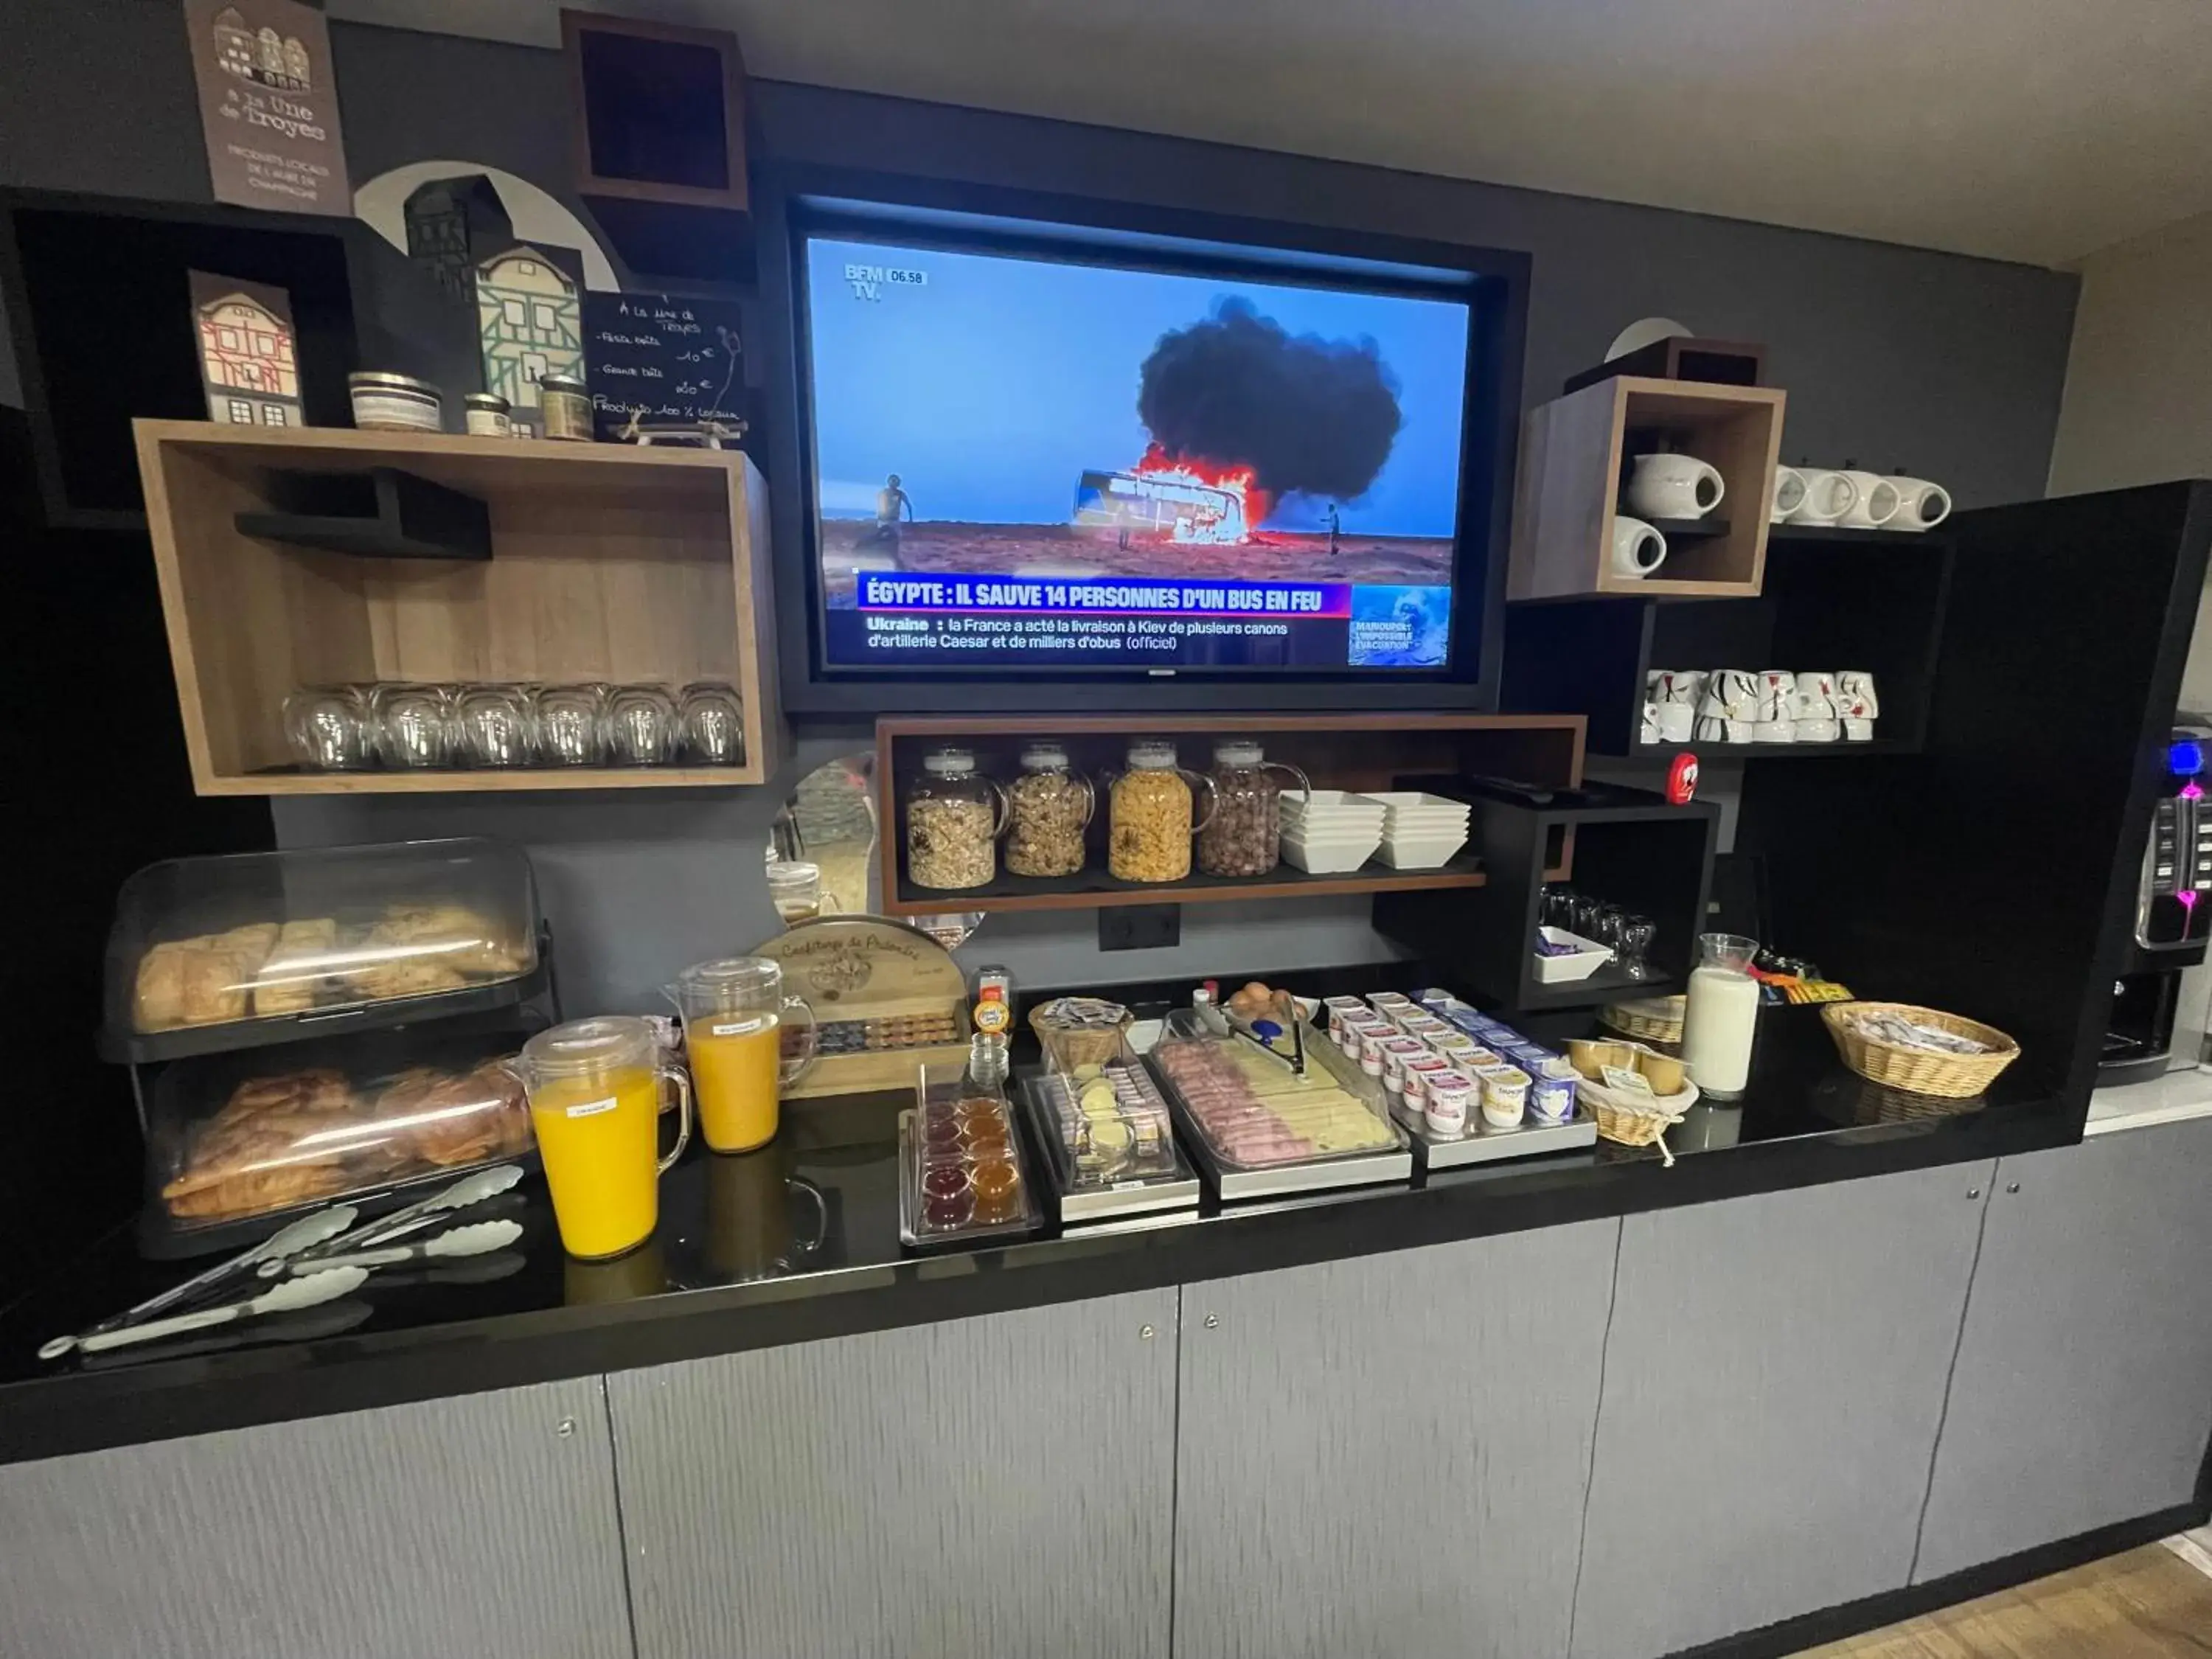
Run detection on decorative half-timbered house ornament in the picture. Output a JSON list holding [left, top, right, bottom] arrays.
[[474, 243, 585, 434], [188, 269, 304, 428]]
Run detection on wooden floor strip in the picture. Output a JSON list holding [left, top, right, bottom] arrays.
[[1794, 1545, 2212, 1658]]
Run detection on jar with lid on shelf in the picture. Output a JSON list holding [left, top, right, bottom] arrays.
[[1004, 742, 1096, 877], [1107, 740, 1215, 883], [905, 748, 1008, 891], [1197, 740, 1312, 877]]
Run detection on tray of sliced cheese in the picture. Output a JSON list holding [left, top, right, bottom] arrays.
[[1146, 1009, 1411, 1200]]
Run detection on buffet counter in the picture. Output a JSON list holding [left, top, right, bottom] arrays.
[[0, 1003, 2064, 1465]]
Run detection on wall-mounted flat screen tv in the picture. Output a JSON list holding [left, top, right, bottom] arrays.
[[795, 213, 1505, 682]]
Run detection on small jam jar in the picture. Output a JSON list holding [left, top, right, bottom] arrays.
[[921, 1164, 973, 1229], [970, 1158, 1021, 1223]]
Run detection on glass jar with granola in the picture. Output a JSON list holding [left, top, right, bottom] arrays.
[[1004, 742, 1095, 877], [905, 748, 1006, 891]]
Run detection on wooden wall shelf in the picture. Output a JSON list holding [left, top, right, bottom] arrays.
[[133, 422, 783, 795], [874, 714, 1585, 917], [1507, 376, 1786, 602]]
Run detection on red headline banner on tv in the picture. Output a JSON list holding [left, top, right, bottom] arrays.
[[855, 573, 1354, 619]]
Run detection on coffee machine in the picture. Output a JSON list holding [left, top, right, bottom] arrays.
[[2101, 725, 2212, 1082]]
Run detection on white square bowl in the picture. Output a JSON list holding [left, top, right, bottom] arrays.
[[1280, 835, 1382, 874], [1534, 926, 1614, 983], [1373, 835, 1469, 869]]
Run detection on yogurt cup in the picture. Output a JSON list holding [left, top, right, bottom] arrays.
[[1478, 1065, 1529, 1130], [1380, 1037, 1428, 1092], [1402, 1055, 1452, 1110], [1529, 1073, 1577, 1123], [1425, 1074, 1472, 1138]]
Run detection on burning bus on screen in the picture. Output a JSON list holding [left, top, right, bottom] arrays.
[[1072, 467, 1250, 547]]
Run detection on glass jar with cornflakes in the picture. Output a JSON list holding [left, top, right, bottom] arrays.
[[1107, 740, 1215, 883]]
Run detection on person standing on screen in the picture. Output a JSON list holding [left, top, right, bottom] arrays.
[[1326, 503, 1342, 557], [860, 473, 914, 551]]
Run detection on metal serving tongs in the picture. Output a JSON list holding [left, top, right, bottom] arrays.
[[38, 1203, 360, 1361], [262, 1164, 525, 1276]]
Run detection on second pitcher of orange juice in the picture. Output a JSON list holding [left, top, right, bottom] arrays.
[[509, 1017, 692, 1259], [665, 958, 818, 1152]]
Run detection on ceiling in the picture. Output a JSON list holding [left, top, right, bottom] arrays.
[[330, 0, 2212, 266]]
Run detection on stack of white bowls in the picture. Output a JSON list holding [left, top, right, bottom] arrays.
[[1279, 790, 1388, 874], [1364, 792, 1472, 869]]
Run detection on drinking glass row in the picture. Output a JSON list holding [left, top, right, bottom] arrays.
[[283, 681, 746, 771]]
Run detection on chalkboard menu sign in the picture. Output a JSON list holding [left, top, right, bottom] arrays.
[[581, 291, 745, 439]]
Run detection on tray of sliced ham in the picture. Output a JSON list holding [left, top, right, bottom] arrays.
[[1145, 1012, 1411, 1200]]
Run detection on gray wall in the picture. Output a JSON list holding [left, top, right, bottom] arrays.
[[5, 4, 2079, 1007]]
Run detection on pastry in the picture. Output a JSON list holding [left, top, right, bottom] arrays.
[[178, 946, 256, 1026], [368, 905, 526, 978], [165, 1161, 352, 1220], [349, 959, 470, 1002], [212, 923, 279, 964], [375, 1062, 524, 1166], [133, 942, 194, 1030], [253, 917, 341, 1016]]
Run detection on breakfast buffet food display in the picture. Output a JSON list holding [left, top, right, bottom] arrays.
[[1148, 1008, 1411, 1197], [144, 1033, 535, 1248], [103, 838, 543, 1057], [900, 1060, 1043, 1247], [1020, 1035, 1200, 1222], [1310, 989, 1599, 1169]]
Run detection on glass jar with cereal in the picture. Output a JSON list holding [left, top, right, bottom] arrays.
[[1107, 740, 1215, 883], [1005, 742, 1096, 877], [906, 748, 1007, 891], [1197, 740, 1312, 878]]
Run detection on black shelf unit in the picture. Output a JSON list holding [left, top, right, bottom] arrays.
[[1500, 527, 1952, 758], [1374, 781, 1719, 1012]]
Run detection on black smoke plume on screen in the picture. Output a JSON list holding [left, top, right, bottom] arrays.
[[1137, 299, 1404, 502]]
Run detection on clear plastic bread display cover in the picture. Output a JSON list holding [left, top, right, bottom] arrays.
[[106, 838, 540, 1037], [147, 1031, 534, 1230]]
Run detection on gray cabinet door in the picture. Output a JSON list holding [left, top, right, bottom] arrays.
[[0, 1377, 632, 1659], [1571, 1162, 1993, 1659], [1173, 1222, 1621, 1659], [1916, 1116, 2212, 1581], [608, 1287, 1178, 1659]]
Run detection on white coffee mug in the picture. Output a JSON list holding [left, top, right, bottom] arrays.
[[1753, 720, 1798, 743], [1610, 515, 1668, 580], [1640, 700, 1663, 745], [1790, 684, 1840, 743], [1784, 470, 1860, 526], [1837, 470, 1902, 529], [1885, 476, 1952, 531], [1625, 453, 1725, 521], [1771, 465, 1809, 524], [1755, 669, 1796, 721], [1658, 702, 1695, 742], [1838, 670, 1880, 717], [1707, 669, 1759, 720]]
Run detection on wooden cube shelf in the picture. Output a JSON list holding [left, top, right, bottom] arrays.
[[133, 420, 782, 793], [1507, 376, 1786, 602]]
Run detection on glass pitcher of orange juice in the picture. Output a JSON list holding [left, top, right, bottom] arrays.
[[509, 1017, 692, 1259], [664, 958, 819, 1153]]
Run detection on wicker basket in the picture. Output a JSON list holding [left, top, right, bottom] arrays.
[[1821, 1002, 2020, 1099], [1601, 995, 1686, 1046], [1029, 997, 1132, 1072], [1582, 1076, 1695, 1168]]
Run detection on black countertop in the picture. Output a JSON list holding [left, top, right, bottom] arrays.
[[0, 1004, 2069, 1465]]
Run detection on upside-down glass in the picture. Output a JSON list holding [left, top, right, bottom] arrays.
[[608, 684, 679, 766], [283, 685, 373, 771], [534, 684, 610, 767], [678, 681, 746, 765], [372, 683, 455, 769], [509, 1016, 692, 1259], [453, 684, 538, 768]]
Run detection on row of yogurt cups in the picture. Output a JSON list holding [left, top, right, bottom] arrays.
[[1320, 990, 1579, 1140]]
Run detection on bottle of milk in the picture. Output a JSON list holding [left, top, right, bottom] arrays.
[[1682, 933, 1761, 1099]]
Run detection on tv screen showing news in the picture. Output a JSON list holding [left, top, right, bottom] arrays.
[[801, 229, 1475, 673]]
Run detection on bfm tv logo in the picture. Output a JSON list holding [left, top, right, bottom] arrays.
[[844, 263, 928, 301]]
